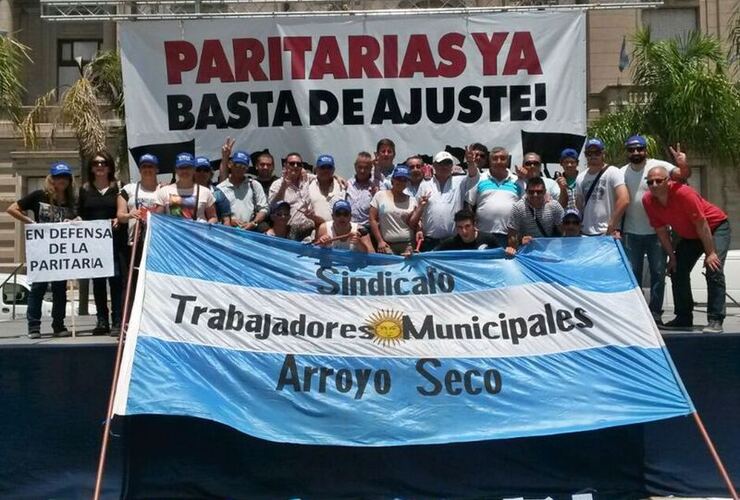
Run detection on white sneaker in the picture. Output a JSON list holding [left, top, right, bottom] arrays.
[[702, 320, 724, 334]]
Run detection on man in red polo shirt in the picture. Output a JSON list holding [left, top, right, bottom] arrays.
[[642, 165, 731, 333]]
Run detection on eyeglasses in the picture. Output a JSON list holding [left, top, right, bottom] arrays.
[[92, 160, 107, 166], [527, 189, 546, 196], [524, 161, 540, 167], [627, 147, 646, 153], [646, 178, 667, 186]]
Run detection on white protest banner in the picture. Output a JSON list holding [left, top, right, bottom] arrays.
[[120, 12, 586, 176], [25, 220, 115, 283]]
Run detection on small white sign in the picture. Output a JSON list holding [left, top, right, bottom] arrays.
[[25, 220, 115, 283]]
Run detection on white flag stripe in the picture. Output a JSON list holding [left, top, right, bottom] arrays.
[[136, 271, 664, 359]]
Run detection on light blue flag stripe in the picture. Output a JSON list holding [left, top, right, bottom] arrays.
[[125, 335, 694, 446], [145, 214, 636, 294]]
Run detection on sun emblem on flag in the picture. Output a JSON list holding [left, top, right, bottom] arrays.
[[366, 309, 405, 346]]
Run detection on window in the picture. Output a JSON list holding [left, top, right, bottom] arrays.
[[642, 8, 698, 42], [57, 39, 102, 97], [2, 283, 28, 306]]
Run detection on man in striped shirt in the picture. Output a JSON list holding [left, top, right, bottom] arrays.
[[506, 176, 564, 256], [467, 146, 522, 248]]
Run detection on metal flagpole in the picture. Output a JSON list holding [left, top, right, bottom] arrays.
[[92, 221, 142, 500], [691, 411, 738, 500], [70, 279, 76, 338]]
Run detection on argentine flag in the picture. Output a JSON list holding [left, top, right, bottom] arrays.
[[113, 214, 693, 446]]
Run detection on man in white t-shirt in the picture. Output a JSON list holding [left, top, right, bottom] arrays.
[[575, 138, 628, 237], [620, 135, 691, 324], [414, 151, 480, 251]]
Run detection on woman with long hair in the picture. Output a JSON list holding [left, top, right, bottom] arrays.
[[6, 162, 76, 338], [78, 150, 126, 335]]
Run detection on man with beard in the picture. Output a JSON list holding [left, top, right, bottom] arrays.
[[620, 135, 690, 325]]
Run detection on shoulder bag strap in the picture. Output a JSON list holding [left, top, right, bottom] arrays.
[[583, 167, 607, 208]]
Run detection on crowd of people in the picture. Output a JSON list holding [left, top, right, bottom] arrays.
[[7, 135, 732, 338]]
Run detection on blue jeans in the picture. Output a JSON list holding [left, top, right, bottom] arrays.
[[27, 281, 67, 332], [671, 220, 731, 322], [623, 232, 667, 319]]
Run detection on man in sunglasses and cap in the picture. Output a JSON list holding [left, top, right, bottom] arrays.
[[620, 135, 691, 326]]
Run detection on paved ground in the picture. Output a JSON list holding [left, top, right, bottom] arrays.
[[1, 302, 739, 345], [0, 314, 118, 345]]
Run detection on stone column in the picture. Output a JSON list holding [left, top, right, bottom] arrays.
[[0, 0, 12, 36]]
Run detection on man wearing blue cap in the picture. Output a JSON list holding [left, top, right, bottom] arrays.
[[308, 154, 346, 225], [217, 151, 268, 230], [556, 148, 580, 210], [315, 199, 373, 253], [575, 138, 628, 237], [620, 136, 691, 325], [194, 156, 233, 225]]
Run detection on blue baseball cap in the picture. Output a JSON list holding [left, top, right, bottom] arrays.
[[175, 152, 195, 168], [231, 150, 251, 166], [560, 148, 579, 160], [392, 165, 411, 180], [585, 138, 605, 151], [270, 201, 291, 215], [332, 199, 351, 214], [563, 208, 582, 221], [625, 135, 647, 148], [195, 156, 212, 170], [316, 154, 335, 168], [49, 162, 73, 177], [137, 154, 159, 168]]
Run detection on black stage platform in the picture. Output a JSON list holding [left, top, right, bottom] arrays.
[[1, 333, 738, 499]]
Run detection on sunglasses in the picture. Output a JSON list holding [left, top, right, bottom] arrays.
[[92, 160, 108, 166], [627, 147, 646, 153], [646, 178, 667, 186], [527, 190, 545, 196], [334, 211, 351, 217], [524, 161, 540, 167], [286, 161, 303, 167]]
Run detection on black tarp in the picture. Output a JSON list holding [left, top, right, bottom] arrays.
[[1, 334, 737, 499]]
